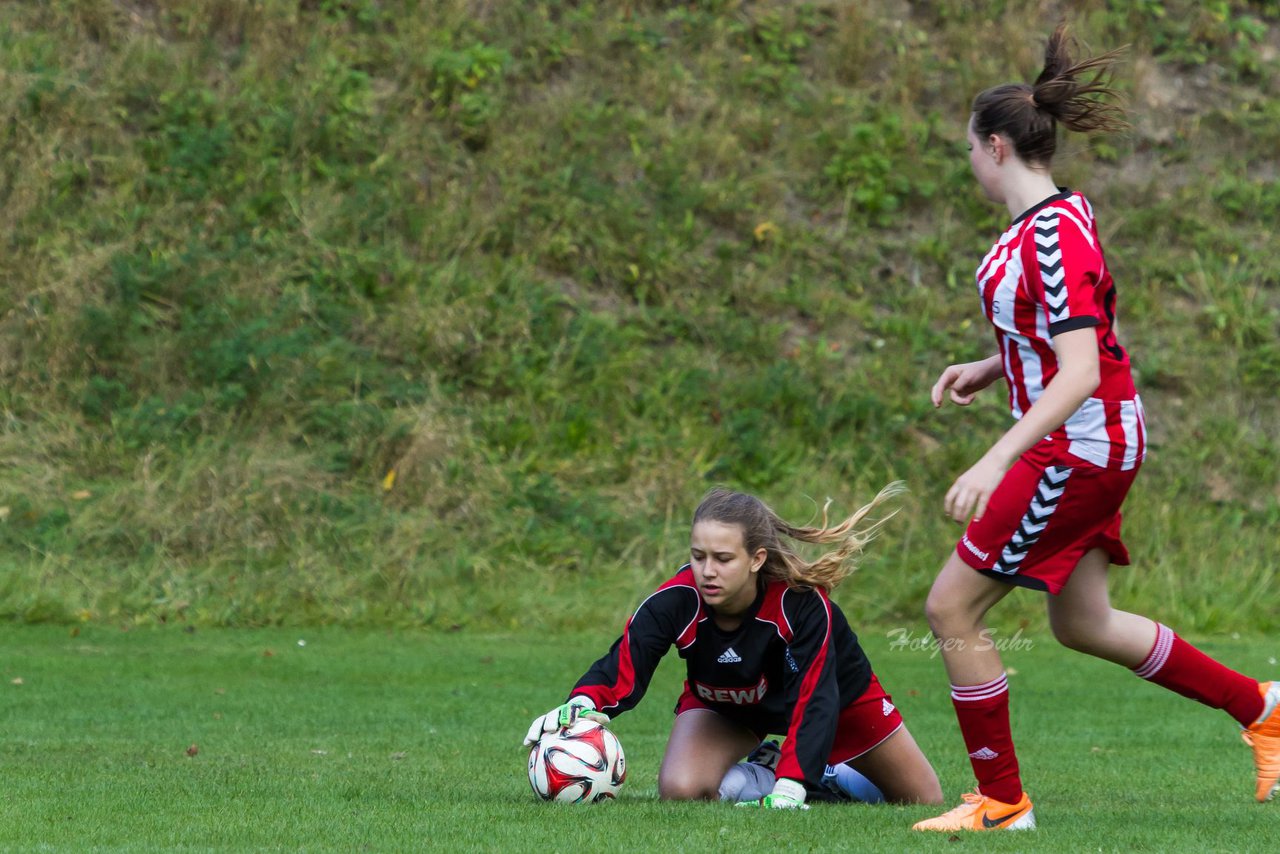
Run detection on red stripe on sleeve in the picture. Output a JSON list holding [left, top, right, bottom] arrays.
[[753, 586, 793, 644]]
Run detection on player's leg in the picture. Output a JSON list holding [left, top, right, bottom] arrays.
[[1047, 547, 1157, 665], [657, 708, 759, 800], [717, 738, 782, 803], [918, 451, 1145, 830], [823, 671, 942, 804], [914, 553, 1034, 831], [844, 725, 943, 804], [925, 554, 1022, 803], [1052, 547, 1274, 720], [924, 552, 1015, 686], [1050, 547, 1279, 801]]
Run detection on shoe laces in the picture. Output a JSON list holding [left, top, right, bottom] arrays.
[[937, 791, 986, 818]]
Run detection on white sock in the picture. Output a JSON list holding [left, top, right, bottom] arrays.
[[718, 761, 776, 802], [822, 763, 885, 804]]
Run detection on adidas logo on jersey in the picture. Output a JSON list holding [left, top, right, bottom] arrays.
[[882, 698, 895, 717], [968, 747, 1000, 761], [717, 647, 742, 664]]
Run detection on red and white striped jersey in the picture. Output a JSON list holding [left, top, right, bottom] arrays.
[[975, 190, 1145, 470]]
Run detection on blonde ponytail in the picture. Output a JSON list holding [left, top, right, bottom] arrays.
[[692, 482, 905, 592]]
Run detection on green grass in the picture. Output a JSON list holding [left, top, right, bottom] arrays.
[[2, 624, 1277, 851]]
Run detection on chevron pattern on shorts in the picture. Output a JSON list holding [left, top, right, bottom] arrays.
[[991, 465, 1072, 575], [1035, 216, 1067, 323]]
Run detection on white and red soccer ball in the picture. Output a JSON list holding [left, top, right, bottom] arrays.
[[527, 719, 626, 803]]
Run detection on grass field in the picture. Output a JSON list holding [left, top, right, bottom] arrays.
[[3, 624, 1276, 851]]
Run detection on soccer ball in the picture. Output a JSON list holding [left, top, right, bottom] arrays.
[[527, 719, 626, 803]]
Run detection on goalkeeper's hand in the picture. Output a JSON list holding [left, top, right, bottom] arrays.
[[522, 696, 610, 747], [736, 778, 809, 810]]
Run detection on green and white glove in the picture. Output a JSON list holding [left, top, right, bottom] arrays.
[[522, 696, 610, 747], [736, 778, 809, 810]]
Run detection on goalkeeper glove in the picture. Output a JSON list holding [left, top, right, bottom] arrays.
[[736, 777, 809, 810], [522, 696, 610, 747]]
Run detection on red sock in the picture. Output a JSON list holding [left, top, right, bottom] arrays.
[[1133, 623, 1264, 726], [951, 674, 1023, 804]]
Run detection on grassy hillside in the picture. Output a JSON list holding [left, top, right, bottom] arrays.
[[1, 0, 1277, 630]]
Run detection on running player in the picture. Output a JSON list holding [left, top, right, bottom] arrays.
[[523, 484, 943, 809], [912, 23, 1280, 832]]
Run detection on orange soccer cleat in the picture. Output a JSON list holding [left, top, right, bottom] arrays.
[[912, 790, 1036, 832], [1242, 681, 1280, 802]]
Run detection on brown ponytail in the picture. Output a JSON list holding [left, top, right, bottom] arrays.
[[972, 22, 1127, 165]]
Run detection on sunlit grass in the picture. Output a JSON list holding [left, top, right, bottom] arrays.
[[1, 625, 1276, 851]]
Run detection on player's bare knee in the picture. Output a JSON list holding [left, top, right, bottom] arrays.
[[876, 771, 944, 806], [898, 761, 944, 805], [918, 775, 945, 805], [922, 590, 947, 635], [924, 591, 970, 638], [657, 772, 717, 801], [1050, 616, 1096, 653]]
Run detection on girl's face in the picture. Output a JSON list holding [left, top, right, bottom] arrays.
[[967, 116, 1005, 203], [690, 520, 766, 616]]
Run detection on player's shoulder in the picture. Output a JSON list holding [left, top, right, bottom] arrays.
[[1031, 190, 1096, 232], [624, 568, 703, 639], [1018, 191, 1099, 263], [639, 565, 702, 610], [769, 581, 833, 620], [775, 580, 828, 600], [663, 564, 698, 587]]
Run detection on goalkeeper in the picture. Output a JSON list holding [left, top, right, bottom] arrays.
[[523, 484, 943, 809]]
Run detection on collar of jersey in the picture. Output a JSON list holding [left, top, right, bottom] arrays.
[[1012, 187, 1073, 224]]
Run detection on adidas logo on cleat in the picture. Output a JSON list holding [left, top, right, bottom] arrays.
[[717, 647, 742, 664], [968, 747, 1000, 761]]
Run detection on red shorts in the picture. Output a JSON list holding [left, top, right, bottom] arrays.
[[956, 441, 1140, 594], [674, 673, 904, 763]]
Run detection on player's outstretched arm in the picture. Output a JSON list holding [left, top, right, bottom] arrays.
[[522, 696, 610, 747], [931, 354, 1004, 408]]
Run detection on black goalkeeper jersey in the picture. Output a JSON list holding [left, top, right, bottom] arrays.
[[570, 566, 874, 787]]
